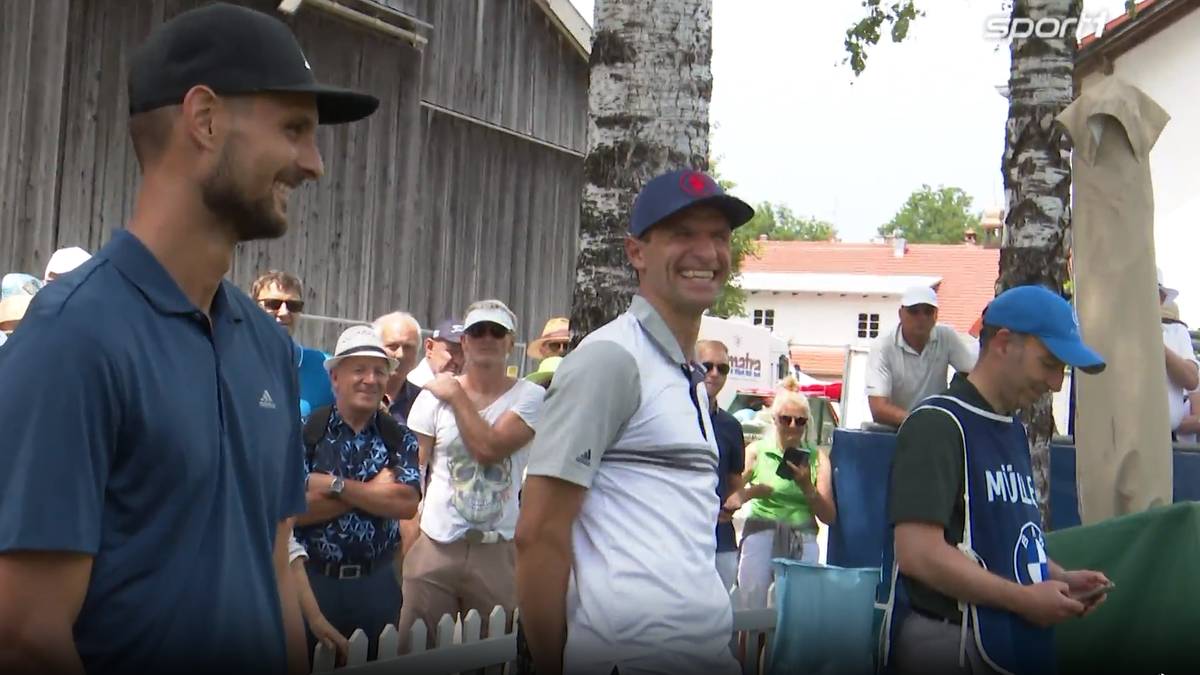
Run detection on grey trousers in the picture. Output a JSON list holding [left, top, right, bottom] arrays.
[[892, 612, 1002, 675]]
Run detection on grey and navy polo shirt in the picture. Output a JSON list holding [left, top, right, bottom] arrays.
[[526, 294, 739, 675], [0, 229, 306, 674]]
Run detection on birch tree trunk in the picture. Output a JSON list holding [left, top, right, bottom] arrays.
[[569, 0, 714, 342], [999, 0, 1081, 527]]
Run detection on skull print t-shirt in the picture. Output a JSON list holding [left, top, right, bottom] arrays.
[[407, 379, 545, 543]]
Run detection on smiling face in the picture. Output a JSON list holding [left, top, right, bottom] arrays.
[[199, 92, 325, 242], [625, 205, 732, 316], [331, 355, 390, 416]]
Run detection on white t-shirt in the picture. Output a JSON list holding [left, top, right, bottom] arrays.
[[1163, 322, 1198, 431], [407, 379, 544, 542]]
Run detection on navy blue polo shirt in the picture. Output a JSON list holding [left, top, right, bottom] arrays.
[[711, 407, 746, 552], [0, 230, 306, 675]]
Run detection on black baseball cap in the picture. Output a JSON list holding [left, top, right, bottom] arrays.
[[629, 170, 755, 238], [128, 2, 379, 124]]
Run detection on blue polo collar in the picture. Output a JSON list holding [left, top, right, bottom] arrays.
[[103, 229, 244, 323]]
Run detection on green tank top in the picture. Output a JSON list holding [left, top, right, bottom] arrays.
[[746, 437, 819, 530]]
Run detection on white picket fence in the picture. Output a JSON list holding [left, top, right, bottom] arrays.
[[313, 584, 777, 675]]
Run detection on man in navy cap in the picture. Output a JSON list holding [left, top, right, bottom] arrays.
[[884, 285, 1112, 675], [0, 4, 376, 674], [406, 318, 466, 389], [516, 169, 754, 675]]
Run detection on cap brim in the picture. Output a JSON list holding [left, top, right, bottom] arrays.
[[647, 194, 756, 234], [525, 370, 554, 386], [1040, 335, 1106, 375], [1162, 286, 1180, 304], [270, 83, 379, 124]]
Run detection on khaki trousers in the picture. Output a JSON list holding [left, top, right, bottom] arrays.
[[396, 532, 516, 652]]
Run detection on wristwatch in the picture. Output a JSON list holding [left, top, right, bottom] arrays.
[[329, 476, 346, 496]]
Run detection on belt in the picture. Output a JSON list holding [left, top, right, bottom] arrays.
[[310, 553, 393, 580], [910, 605, 961, 625], [463, 529, 504, 544]]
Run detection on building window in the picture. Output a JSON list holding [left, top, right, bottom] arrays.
[[857, 312, 879, 338], [753, 309, 775, 330]]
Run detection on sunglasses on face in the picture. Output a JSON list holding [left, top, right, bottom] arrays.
[[543, 341, 570, 355], [258, 298, 304, 313], [465, 323, 509, 339], [905, 305, 936, 317], [777, 415, 808, 427], [702, 361, 730, 376]]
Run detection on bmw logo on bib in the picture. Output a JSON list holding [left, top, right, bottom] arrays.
[[1013, 521, 1049, 584]]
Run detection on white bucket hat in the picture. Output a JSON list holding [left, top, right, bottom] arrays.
[[44, 246, 92, 281], [1157, 267, 1179, 304], [324, 324, 397, 372]]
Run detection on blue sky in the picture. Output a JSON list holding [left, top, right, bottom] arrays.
[[567, 0, 1130, 242]]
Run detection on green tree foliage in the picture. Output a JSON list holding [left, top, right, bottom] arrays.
[[707, 160, 758, 318], [843, 0, 923, 75], [878, 184, 981, 244], [741, 202, 836, 242]]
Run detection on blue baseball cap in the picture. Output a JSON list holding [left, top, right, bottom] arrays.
[[982, 285, 1105, 374], [629, 170, 755, 238]]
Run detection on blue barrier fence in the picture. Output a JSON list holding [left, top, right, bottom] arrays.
[[826, 428, 1200, 569]]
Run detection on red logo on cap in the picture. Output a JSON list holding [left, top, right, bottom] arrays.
[[680, 171, 714, 197]]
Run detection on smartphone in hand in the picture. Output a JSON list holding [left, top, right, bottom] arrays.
[[775, 447, 810, 480], [1072, 582, 1115, 604]]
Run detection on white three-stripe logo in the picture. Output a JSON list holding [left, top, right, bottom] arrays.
[[259, 390, 276, 409]]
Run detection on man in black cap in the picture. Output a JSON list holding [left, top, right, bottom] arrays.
[[0, 4, 376, 674], [516, 169, 755, 675]]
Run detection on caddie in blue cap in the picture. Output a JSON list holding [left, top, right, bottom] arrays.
[[883, 283, 1110, 675], [515, 170, 758, 675]]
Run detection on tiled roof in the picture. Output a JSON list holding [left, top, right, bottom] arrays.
[[741, 241, 1000, 334], [790, 347, 847, 379], [1079, 0, 1158, 48]]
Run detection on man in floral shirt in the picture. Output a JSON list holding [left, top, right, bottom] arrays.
[[295, 325, 422, 658]]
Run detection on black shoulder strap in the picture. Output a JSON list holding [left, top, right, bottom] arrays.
[[375, 410, 408, 454], [303, 404, 334, 453]]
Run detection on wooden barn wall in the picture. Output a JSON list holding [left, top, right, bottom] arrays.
[[1, 0, 587, 352], [414, 0, 588, 153], [415, 109, 582, 345], [14, 0, 421, 351], [0, 0, 71, 277]]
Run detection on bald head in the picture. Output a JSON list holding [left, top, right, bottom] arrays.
[[375, 312, 422, 381]]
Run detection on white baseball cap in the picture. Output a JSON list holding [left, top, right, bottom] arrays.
[[324, 324, 397, 373], [1157, 267, 1179, 304], [463, 301, 517, 333], [900, 285, 939, 308], [44, 246, 92, 281]]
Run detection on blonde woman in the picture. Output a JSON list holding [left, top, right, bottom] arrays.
[[725, 378, 836, 596]]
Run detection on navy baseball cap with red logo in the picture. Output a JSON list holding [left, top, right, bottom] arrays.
[[629, 170, 755, 238]]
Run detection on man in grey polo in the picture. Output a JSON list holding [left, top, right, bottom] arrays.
[[866, 286, 977, 428], [515, 169, 755, 675]]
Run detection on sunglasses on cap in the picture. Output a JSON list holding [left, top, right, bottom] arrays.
[[259, 298, 304, 313], [777, 415, 808, 427], [702, 361, 731, 376], [465, 322, 509, 339]]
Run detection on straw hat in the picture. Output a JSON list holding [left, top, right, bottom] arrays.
[[528, 317, 569, 359], [324, 325, 397, 373], [0, 294, 34, 332]]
